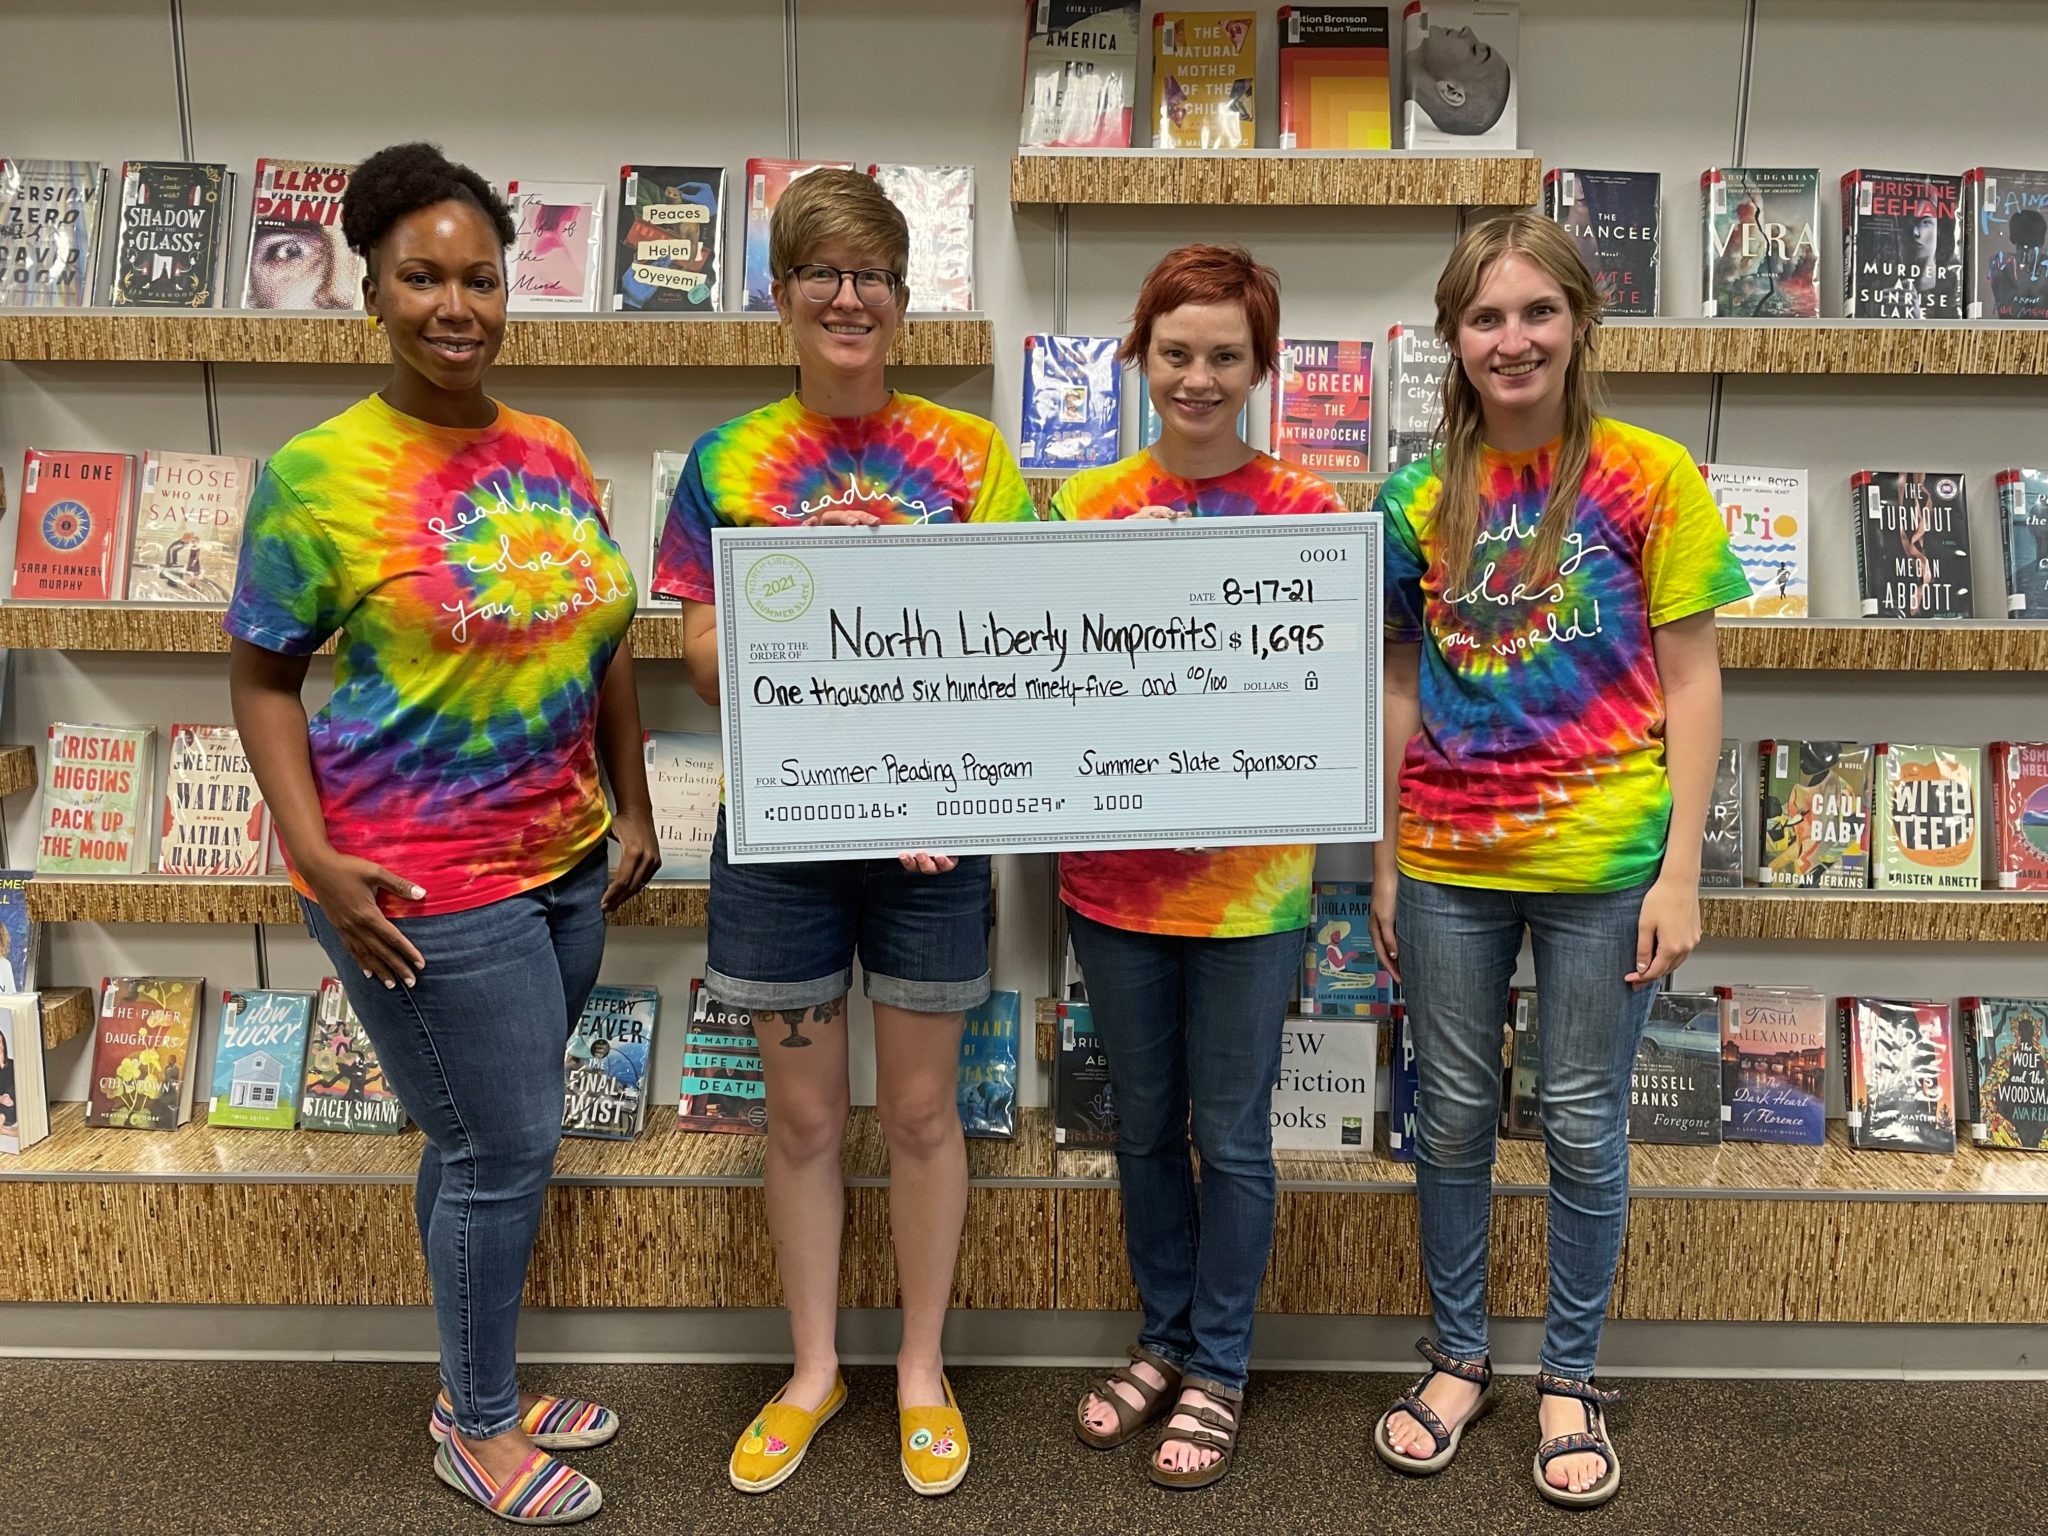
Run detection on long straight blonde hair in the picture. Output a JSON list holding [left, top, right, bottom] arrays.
[[1430, 212, 1606, 594]]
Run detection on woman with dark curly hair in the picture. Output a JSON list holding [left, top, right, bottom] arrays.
[[226, 142, 658, 1526]]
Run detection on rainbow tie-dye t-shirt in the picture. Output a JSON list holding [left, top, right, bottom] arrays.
[[1380, 417, 1749, 893], [224, 393, 636, 917], [651, 391, 1034, 602], [1051, 449, 1344, 938]]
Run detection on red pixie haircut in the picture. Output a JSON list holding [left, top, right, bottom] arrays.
[[1118, 244, 1282, 382]]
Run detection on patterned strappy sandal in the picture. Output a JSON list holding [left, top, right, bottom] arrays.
[[1145, 1377, 1242, 1491], [433, 1436, 602, 1526], [1532, 1371, 1623, 1509], [431, 1392, 620, 1452], [1371, 1337, 1494, 1475], [1074, 1344, 1185, 1449]]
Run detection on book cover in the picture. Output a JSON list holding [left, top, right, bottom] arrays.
[[1700, 464, 1807, 618], [0, 870, 40, 994], [1271, 1014, 1375, 1150], [1853, 470, 1974, 620], [1302, 880, 1395, 1015], [1757, 739, 1870, 890], [1841, 996, 1956, 1154], [959, 990, 1020, 1139], [868, 164, 975, 313], [0, 158, 105, 308], [38, 722, 153, 875], [505, 180, 606, 313], [109, 161, 230, 308], [159, 723, 270, 877], [1270, 339, 1373, 475], [1152, 10, 1257, 149], [1500, 987, 1540, 1139], [1386, 1004, 1418, 1161], [127, 450, 256, 603], [1990, 741, 2048, 890], [1872, 744, 1980, 892], [1963, 166, 2048, 320], [300, 979, 406, 1134], [645, 730, 721, 881], [1629, 992, 1724, 1145], [613, 165, 723, 313], [1055, 999, 1117, 1147], [1277, 5, 1393, 150], [206, 988, 314, 1130], [1136, 386, 1247, 449], [563, 984, 658, 1140], [677, 979, 766, 1135], [1841, 169, 1963, 319], [1386, 322, 1450, 472], [1401, 1, 1518, 151], [1020, 334, 1120, 468], [647, 449, 689, 605], [1962, 996, 2048, 1150], [85, 976, 203, 1130], [11, 448, 135, 601], [1718, 984, 1826, 1145], [0, 995, 51, 1154], [1997, 467, 2048, 618], [1019, 0, 1142, 149], [1700, 739, 1744, 889], [1544, 167, 1660, 317], [240, 158, 361, 311], [743, 158, 854, 312], [1701, 167, 1820, 318]]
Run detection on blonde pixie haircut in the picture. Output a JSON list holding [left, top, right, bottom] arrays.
[[770, 168, 911, 288]]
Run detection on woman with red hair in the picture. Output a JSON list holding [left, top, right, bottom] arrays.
[[1052, 244, 1341, 1490]]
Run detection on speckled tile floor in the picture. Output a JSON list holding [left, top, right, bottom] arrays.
[[8, 1359, 2040, 1535]]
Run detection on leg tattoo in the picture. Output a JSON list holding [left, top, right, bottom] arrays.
[[758, 1000, 843, 1049]]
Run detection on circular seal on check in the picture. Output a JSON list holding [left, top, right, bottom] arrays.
[[744, 553, 814, 623]]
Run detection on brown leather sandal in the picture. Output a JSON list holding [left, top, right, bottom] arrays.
[[1145, 1377, 1242, 1491], [1074, 1345, 1184, 1449]]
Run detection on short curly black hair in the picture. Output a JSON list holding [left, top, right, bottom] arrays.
[[341, 141, 516, 273]]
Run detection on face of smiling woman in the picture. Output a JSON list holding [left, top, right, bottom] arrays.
[[364, 198, 507, 429]]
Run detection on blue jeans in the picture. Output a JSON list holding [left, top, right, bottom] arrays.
[[1066, 907, 1303, 1392], [303, 846, 608, 1439], [1396, 874, 1658, 1380]]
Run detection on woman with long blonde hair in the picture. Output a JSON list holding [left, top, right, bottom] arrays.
[[1367, 212, 1747, 1509]]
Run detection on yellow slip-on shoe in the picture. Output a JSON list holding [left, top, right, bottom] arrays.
[[729, 1375, 847, 1494], [899, 1375, 970, 1497]]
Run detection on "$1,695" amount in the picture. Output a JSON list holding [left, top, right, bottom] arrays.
[[1231, 623, 1325, 660]]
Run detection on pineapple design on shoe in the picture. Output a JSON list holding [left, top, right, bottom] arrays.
[[728, 1375, 847, 1494], [899, 1375, 970, 1496]]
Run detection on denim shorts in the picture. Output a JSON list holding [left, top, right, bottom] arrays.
[[704, 809, 992, 1014]]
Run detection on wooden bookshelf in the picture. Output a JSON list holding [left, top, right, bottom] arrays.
[[1717, 619, 2048, 672], [0, 746, 33, 797], [1599, 318, 2048, 376], [1700, 890, 2048, 944], [25, 875, 707, 928], [38, 987, 92, 1052], [0, 311, 992, 369], [1021, 474, 1381, 516], [1010, 150, 1543, 208]]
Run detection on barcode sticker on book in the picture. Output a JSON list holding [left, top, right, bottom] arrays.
[[1708, 173, 1725, 215], [141, 458, 157, 492], [751, 175, 766, 212], [23, 458, 38, 494], [1867, 484, 1882, 519], [1775, 743, 1789, 778], [1856, 177, 1874, 217], [1288, 9, 1300, 43], [625, 173, 640, 207], [1162, 18, 1178, 52], [1561, 171, 1577, 207]]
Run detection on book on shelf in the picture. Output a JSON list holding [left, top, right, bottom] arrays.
[[1852, 470, 1974, 620], [159, 723, 271, 878], [300, 978, 406, 1135], [1152, 10, 1257, 149], [0, 870, 41, 995], [613, 165, 723, 313], [1700, 464, 1807, 618], [1543, 168, 1660, 317], [206, 988, 315, 1130], [1997, 468, 2048, 618], [1963, 166, 2048, 321], [1757, 739, 1870, 890], [1054, 999, 1117, 1147], [1271, 1013, 1376, 1150], [127, 450, 257, 603], [504, 180, 606, 313], [1701, 167, 1819, 318], [1401, 1, 1518, 151], [563, 984, 659, 1140], [1989, 741, 2048, 890], [1840, 169, 1963, 320], [1960, 996, 2048, 1151], [1699, 739, 1744, 890], [1270, 339, 1373, 476], [647, 449, 689, 605], [1019, 0, 1141, 149], [0, 158, 106, 308], [1137, 385, 1246, 449], [11, 448, 135, 602], [1386, 1003, 1417, 1160], [0, 993, 50, 1154], [1871, 744, 1980, 893], [644, 730, 721, 882], [1301, 880, 1395, 1016], [743, 159, 854, 312], [85, 976, 204, 1131], [108, 161, 231, 308], [1500, 987, 1540, 1139], [1277, 5, 1393, 150], [1019, 334, 1120, 469], [959, 990, 1019, 1140], [1717, 984, 1826, 1146], [677, 978, 766, 1135], [1629, 991, 1724, 1146], [1385, 322, 1449, 473], [38, 722, 154, 876], [1839, 996, 1957, 1155], [240, 158, 361, 311], [868, 164, 975, 313]]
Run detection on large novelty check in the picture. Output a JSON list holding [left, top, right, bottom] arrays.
[[711, 516, 1382, 862]]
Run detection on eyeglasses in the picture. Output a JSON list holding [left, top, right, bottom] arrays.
[[788, 264, 903, 306]]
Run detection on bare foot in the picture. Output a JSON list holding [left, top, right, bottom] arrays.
[[1152, 1387, 1232, 1476], [897, 1355, 947, 1410], [1081, 1359, 1169, 1436], [1538, 1395, 1608, 1494], [1383, 1371, 1482, 1459], [780, 1362, 843, 1415]]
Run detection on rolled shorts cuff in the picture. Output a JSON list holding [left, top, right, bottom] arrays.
[[703, 965, 853, 1012], [866, 968, 991, 1014]]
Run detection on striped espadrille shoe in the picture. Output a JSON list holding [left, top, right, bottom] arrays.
[[431, 1393, 620, 1452], [433, 1437, 602, 1527]]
